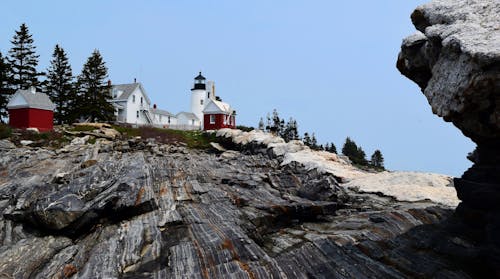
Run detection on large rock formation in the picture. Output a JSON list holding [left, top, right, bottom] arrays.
[[397, 0, 500, 275], [0, 130, 471, 278]]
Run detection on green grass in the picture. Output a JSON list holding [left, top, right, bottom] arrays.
[[0, 124, 12, 139], [112, 125, 218, 149], [69, 125, 99, 132]]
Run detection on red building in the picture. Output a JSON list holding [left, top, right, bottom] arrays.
[[203, 99, 236, 130], [7, 87, 55, 132]]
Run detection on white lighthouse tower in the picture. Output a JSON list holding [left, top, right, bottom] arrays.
[[190, 72, 207, 128]]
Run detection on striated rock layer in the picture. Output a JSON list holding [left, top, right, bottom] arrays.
[[397, 0, 500, 275], [0, 133, 473, 278]]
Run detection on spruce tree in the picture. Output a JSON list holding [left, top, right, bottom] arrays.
[[0, 52, 14, 121], [342, 137, 358, 158], [330, 142, 337, 154], [258, 117, 264, 130], [8, 23, 43, 90], [45, 45, 74, 124], [342, 137, 368, 165], [76, 50, 114, 122], [303, 132, 311, 146], [311, 133, 318, 150], [370, 150, 385, 169]]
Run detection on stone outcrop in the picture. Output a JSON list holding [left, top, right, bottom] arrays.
[[0, 130, 474, 278], [397, 0, 500, 275]]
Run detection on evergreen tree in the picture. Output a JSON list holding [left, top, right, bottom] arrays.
[[342, 137, 368, 165], [330, 142, 337, 154], [0, 52, 14, 121], [303, 132, 311, 146], [76, 50, 114, 122], [258, 117, 264, 130], [8, 23, 43, 90], [265, 112, 271, 132], [311, 133, 318, 150], [271, 109, 281, 135], [355, 146, 368, 165], [325, 142, 337, 154], [286, 118, 299, 141], [370, 149, 385, 169], [45, 45, 74, 124]]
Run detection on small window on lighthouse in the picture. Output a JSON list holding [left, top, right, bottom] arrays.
[[200, 100, 204, 105]]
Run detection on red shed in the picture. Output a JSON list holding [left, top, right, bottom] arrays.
[[203, 99, 236, 130], [7, 87, 55, 132]]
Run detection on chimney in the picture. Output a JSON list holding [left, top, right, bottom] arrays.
[[107, 80, 112, 86], [29, 86, 36, 94], [153, 104, 157, 109]]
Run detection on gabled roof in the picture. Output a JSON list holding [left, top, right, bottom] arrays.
[[176, 111, 199, 120], [150, 108, 174, 117], [7, 89, 55, 111], [111, 83, 151, 104], [203, 99, 234, 115]]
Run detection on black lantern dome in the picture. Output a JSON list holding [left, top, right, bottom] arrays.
[[192, 72, 206, 90]]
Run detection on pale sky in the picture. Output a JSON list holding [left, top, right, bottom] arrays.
[[0, 0, 475, 176]]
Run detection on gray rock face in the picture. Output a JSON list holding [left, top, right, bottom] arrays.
[[397, 0, 500, 143], [0, 135, 482, 278], [398, 0, 500, 275]]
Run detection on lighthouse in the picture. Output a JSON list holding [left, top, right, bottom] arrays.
[[190, 72, 207, 128]]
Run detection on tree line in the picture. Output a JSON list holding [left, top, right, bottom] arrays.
[[0, 23, 115, 124], [259, 109, 385, 170]]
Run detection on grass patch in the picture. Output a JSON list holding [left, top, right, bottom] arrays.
[[112, 124, 218, 149], [10, 129, 69, 148], [0, 124, 12, 139], [68, 125, 99, 132]]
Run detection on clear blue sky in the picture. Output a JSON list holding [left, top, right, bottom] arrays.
[[1, 1, 475, 176]]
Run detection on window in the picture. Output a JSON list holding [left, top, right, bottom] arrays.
[[223, 116, 227, 125], [136, 111, 139, 118], [168, 116, 171, 124], [132, 95, 136, 103], [210, 115, 215, 124], [200, 99, 204, 105], [191, 119, 195, 125], [140, 97, 143, 104], [160, 115, 162, 121]]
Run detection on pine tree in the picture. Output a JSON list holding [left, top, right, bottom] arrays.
[[330, 142, 337, 154], [258, 117, 264, 130], [265, 113, 271, 132], [311, 133, 318, 150], [0, 52, 14, 121], [271, 109, 281, 135], [342, 137, 368, 165], [285, 118, 299, 141], [45, 45, 74, 124], [370, 149, 385, 169], [76, 50, 114, 122], [8, 23, 43, 90], [303, 132, 311, 147], [326, 142, 337, 154]]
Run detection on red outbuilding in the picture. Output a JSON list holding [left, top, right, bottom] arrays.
[[203, 99, 236, 130], [7, 87, 55, 132]]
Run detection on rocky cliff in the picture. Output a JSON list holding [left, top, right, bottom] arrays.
[[0, 126, 473, 278], [397, 0, 500, 276]]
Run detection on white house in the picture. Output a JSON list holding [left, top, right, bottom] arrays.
[[107, 73, 235, 131], [176, 112, 200, 129], [110, 82, 176, 127]]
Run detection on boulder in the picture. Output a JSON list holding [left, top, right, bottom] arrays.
[[397, 0, 500, 144], [0, 139, 15, 150], [397, 0, 500, 274]]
